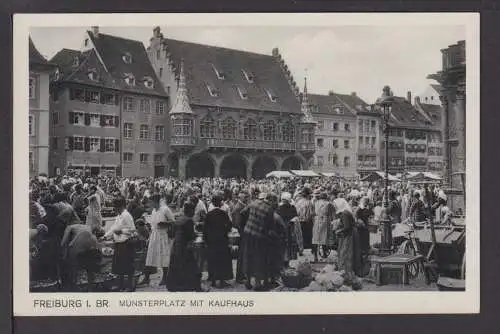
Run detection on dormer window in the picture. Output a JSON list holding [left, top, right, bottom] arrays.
[[207, 84, 219, 97], [53, 68, 60, 81], [88, 69, 98, 81], [72, 56, 79, 67], [124, 73, 135, 86], [143, 76, 154, 89], [212, 64, 226, 80], [237, 86, 248, 100], [122, 52, 132, 64], [265, 89, 277, 102], [242, 69, 254, 83]]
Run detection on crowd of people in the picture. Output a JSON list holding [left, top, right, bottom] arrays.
[[29, 172, 459, 292]]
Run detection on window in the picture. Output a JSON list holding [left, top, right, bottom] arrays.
[[154, 154, 164, 165], [317, 156, 324, 167], [69, 111, 85, 126], [123, 123, 133, 138], [123, 97, 136, 112], [89, 114, 100, 127], [124, 73, 135, 86], [88, 70, 98, 82], [51, 137, 58, 149], [156, 101, 165, 115], [159, 68, 163, 78], [331, 154, 338, 166], [52, 111, 59, 125], [206, 84, 219, 97], [103, 93, 116, 105], [212, 64, 226, 80], [29, 152, 34, 171], [139, 125, 149, 140], [344, 156, 350, 167], [358, 136, 363, 148], [332, 139, 338, 148], [371, 137, 376, 148], [104, 138, 115, 152], [242, 69, 254, 83], [73, 136, 84, 151], [344, 123, 351, 132], [365, 137, 369, 147], [172, 119, 192, 136], [265, 89, 278, 102], [144, 76, 154, 89], [282, 122, 295, 142], [333, 122, 339, 131], [301, 128, 314, 143], [344, 140, 350, 149], [371, 120, 376, 132], [29, 76, 35, 99], [140, 153, 149, 164], [90, 137, 100, 152], [123, 152, 133, 163], [102, 115, 116, 127], [200, 116, 216, 138], [243, 118, 258, 140], [70, 88, 85, 101], [317, 120, 324, 131], [85, 90, 100, 103], [263, 121, 276, 141], [221, 118, 236, 139], [140, 99, 150, 113], [358, 119, 363, 133], [237, 86, 248, 100], [122, 53, 132, 64], [73, 56, 79, 67], [317, 138, 324, 148], [155, 125, 165, 141]]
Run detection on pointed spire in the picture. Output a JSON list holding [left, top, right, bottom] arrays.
[[170, 58, 193, 115], [300, 75, 315, 124]]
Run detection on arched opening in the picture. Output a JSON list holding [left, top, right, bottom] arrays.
[[282, 156, 302, 170], [186, 153, 215, 178], [168, 153, 179, 177], [220, 154, 247, 178], [252, 156, 277, 179]]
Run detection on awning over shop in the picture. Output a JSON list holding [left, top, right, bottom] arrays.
[[265, 170, 294, 178], [290, 170, 321, 177], [361, 171, 401, 183], [320, 172, 338, 178], [406, 172, 442, 183]]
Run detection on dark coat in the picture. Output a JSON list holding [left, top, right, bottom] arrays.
[[203, 208, 233, 281]]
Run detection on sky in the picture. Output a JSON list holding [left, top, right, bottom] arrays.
[[30, 25, 465, 103]]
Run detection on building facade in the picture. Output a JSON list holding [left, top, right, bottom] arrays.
[[49, 27, 169, 177], [380, 94, 443, 175], [29, 37, 55, 177], [147, 27, 315, 179], [308, 92, 363, 178], [428, 40, 466, 213], [356, 106, 382, 177]]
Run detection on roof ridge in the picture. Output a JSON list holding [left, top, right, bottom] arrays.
[[88, 31, 145, 45], [164, 37, 273, 58]]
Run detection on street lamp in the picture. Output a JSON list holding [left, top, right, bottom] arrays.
[[375, 85, 395, 255]]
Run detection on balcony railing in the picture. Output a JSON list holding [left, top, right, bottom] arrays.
[[358, 147, 378, 154], [199, 137, 299, 151], [298, 142, 316, 151], [170, 136, 197, 146]]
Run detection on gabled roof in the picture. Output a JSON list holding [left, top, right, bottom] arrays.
[[51, 48, 117, 89], [160, 38, 301, 113], [388, 97, 434, 130], [430, 84, 442, 95], [307, 92, 370, 117], [30, 37, 55, 69], [87, 32, 166, 96], [417, 102, 442, 131]]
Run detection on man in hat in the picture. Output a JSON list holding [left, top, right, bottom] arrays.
[[432, 191, 452, 226], [295, 186, 315, 251]]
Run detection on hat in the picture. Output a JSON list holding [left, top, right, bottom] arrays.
[[281, 192, 292, 202], [258, 192, 268, 200]]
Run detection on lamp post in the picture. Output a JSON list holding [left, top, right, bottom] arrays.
[[376, 86, 395, 255]]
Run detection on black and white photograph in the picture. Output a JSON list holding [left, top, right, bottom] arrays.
[[14, 13, 479, 315]]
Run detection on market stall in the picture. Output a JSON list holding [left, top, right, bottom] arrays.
[[290, 170, 321, 178], [265, 170, 294, 178], [361, 171, 401, 183]]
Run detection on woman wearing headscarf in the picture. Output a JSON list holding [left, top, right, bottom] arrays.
[[85, 192, 102, 232], [311, 191, 336, 262], [139, 192, 175, 286], [203, 191, 233, 288], [333, 198, 363, 278], [276, 192, 302, 266], [354, 196, 373, 273], [166, 202, 202, 291]]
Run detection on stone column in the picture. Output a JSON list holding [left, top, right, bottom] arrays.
[[439, 94, 450, 186], [455, 86, 466, 175]]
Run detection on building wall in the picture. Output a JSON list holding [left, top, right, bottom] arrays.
[[356, 115, 380, 175], [29, 69, 51, 176], [312, 114, 357, 177]]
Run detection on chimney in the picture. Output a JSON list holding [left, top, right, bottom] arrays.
[[91, 26, 99, 37], [351, 92, 357, 97], [415, 96, 421, 105], [328, 90, 334, 96], [407, 91, 412, 103], [153, 26, 162, 38]]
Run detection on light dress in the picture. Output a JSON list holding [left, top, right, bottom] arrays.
[[145, 202, 175, 268]]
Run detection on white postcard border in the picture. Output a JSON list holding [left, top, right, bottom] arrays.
[[13, 12, 480, 316]]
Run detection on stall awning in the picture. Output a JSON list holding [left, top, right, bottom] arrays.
[[320, 172, 338, 177], [266, 170, 294, 178], [290, 170, 320, 177], [361, 171, 401, 182]]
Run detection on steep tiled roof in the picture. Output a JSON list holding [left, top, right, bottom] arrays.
[[161, 38, 301, 113], [87, 32, 166, 96], [388, 96, 433, 129], [308, 92, 370, 117], [30, 37, 55, 68], [418, 103, 442, 130], [430, 84, 442, 95]]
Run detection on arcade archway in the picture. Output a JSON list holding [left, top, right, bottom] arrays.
[[281, 156, 302, 170], [220, 154, 247, 178], [168, 153, 179, 177], [252, 156, 277, 179], [186, 153, 215, 178]]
